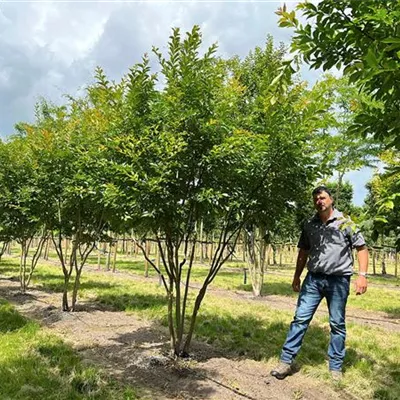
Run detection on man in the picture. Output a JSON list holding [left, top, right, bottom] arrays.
[[271, 186, 369, 381]]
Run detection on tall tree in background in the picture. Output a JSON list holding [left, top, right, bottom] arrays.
[[363, 151, 400, 249], [228, 38, 336, 296], [315, 76, 379, 207]]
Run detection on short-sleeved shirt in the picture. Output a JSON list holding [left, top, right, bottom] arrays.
[[298, 208, 366, 276]]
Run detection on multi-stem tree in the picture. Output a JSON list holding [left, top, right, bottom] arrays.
[[0, 137, 48, 292], [107, 27, 319, 355], [23, 96, 117, 311]]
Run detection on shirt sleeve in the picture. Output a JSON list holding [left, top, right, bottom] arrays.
[[297, 225, 310, 250], [351, 229, 366, 248]]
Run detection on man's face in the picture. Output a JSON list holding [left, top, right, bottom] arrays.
[[313, 191, 333, 212]]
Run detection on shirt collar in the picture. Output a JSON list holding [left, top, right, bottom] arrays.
[[312, 208, 342, 223]]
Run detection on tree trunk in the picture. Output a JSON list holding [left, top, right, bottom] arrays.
[[381, 236, 387, 275], [144, 240, 150, 277], [272, 245, 277, 265], [71, 270, 81, 311], [97, 242, 101, 270], [372, 249, 376, 275], [106, 241, 112, 270], [26, 233, 48, 288], [182, 287, 207, 355], [62, 275, 70, 311], [336, 172, 344, 209], [19, 240, 27, 293], [112, 239, 118, 272], [0, 241, 9, 263], [244, 226, 267, 297]]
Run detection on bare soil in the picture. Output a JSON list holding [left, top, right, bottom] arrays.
[[1, 263, 398, 400]]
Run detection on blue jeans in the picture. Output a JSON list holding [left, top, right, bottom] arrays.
[[280, 272, 350, 371]]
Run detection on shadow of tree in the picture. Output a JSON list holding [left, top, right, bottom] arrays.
[[382, 307, 400, 319], [34, 277, 120, 294], [237, 281, 295, 297], [90, 326, 218, 399], [95, 292, 167, 314], [0, 298, 28, 332], [373, 360, 400, 400], [194, 312, 330, 366]]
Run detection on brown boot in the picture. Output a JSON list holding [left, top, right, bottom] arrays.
[[270, 361, 292, 380]]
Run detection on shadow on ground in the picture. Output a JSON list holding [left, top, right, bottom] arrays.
[[382, 306, 400, 319]]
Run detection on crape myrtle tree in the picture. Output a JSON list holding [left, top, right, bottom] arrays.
[[20, 92, 119, 311], [226, 38, 321, 296], [0, 137, 48, 292], [106, 26, 319, 355]]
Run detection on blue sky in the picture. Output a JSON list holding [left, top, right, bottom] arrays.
[[0, 0, 372, 205]]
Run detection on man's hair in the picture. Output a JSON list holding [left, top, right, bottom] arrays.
[[312, 185, 333, 198]]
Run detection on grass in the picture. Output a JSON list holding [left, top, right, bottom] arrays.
[[3, 251, 400, 315], [1, 255, 400, 399], [0, 298, 139, 400], [79, 253, 400, 316]]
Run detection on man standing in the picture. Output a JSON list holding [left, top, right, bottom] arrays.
[[271, 186, 369, 381]]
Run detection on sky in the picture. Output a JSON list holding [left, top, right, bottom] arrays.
[[0, 0, 373, 205]]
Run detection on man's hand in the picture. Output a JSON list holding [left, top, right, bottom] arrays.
[[354, 276, 367, 295], [292, 276, 301, 292]]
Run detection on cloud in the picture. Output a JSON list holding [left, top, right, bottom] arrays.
[[0, 1, 290, 136]]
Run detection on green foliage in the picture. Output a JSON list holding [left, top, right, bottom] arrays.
[[363, 151, 400, 248], [0, 137, 42, 242], [277, 0, 400, 148]]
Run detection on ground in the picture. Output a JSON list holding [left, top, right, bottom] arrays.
[[1, 265, 398, 400]]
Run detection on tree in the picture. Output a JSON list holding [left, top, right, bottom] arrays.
[[276, 1, 400, 241], [276, 0, 400, 148], [227, 38, 336, 296], [313, 76, 380, 207], [0, 137, 48, 292], [20, 91, 119, 311], [103, 26, 322, 354], [324, 180, 354, 215], [363, 151, 400, 249]]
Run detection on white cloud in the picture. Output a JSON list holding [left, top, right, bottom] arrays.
[[0, 1, 290, 136]]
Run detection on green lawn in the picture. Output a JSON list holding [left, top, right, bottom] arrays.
[[0, 298, 138, 400]]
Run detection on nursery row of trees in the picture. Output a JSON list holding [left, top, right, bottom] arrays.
[[1, 0, 399, 354]]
